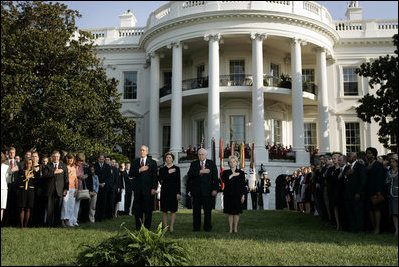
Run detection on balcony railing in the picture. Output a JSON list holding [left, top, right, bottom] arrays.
[[159, 74, 318, 97]]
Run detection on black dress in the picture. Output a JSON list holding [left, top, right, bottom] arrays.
[[222, 169, 246, 215], [17, 169, 36, 209], [159, 165, 181, 213], [366, 161, 385, 210], [328, 166, 342, 207]]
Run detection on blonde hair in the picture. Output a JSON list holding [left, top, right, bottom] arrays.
[[228, 155, 238, 165]]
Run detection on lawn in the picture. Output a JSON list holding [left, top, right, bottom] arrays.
[[1, 209, 398, 266]]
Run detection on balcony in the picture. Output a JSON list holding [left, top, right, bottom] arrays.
[[160, 74, 318, 98]]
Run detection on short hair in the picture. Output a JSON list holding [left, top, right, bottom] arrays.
[[366, 147, 378, 158], [66, 152, 75, 161], [76, 153, 85, 162], [227, 155, 238, 165], [198, 148, 207, 155], [52, 150, 60, 156], [8, 147, 16, 152], [164, 152, 175, 161]]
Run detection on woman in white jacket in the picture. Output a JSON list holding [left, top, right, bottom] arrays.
[[1, 152, 11, 221]]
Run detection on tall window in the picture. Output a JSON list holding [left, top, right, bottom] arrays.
[[343, 67, 358, 96], [271, 119, 282, 144], [229, 60, 245, 85], [304, 123, 317, 152], [197, 65, 205, 79], [230, 116, 245, 143], [345, 122, 361, 153], [270, 63, 280, 87], [124, 72, 137, 99], [162, 125, 171, 155], [302, 69, 315, 83], [196, 120, 205, 147]]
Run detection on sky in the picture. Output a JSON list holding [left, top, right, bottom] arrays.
[[57, 1, 398, 29]]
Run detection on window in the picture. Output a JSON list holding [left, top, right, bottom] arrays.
[[390, 133, 397, 152], [270, 63, 280, 87], [345, 122, 361, 153], [230, 116, 245, 143], [197, 65, 205, 79], [196, 120, 205, 147], [123, 72, 137, 99], [343, 67, 358, 96], [304, 123, 317, 152], [271, 119, 282, 144], [162, 125, 171, 155], [302, 69, 315, 83], [229, 60, 245, 85]]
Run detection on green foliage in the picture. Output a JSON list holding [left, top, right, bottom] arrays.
[[278, 74, 292, 89], [1, 1, 135, 158], [355, 34, 398, 152], [76, 223, 192, 266]]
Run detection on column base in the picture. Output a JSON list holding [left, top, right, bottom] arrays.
[[295, 150, 310, 165]]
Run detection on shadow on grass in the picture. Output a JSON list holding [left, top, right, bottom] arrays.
[[76, 210, 398, 248]]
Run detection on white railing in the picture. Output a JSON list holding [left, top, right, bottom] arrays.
[[118, 27, 145, 37], [377, 20, 398, 30], [155, 7, 170, 19], [335, 22, 362, 31], [182, 1, 205, 8], [147, 1, 333, 28], [265, 1, 290, 5], [303, 1, 319, 15]]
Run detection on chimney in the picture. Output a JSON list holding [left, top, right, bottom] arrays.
[[345, 1, 363, 20], [119, 10, 137, 27]]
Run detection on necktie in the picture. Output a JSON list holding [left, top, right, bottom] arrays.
[[10, 160, 13, 168], [141, 159, 144, 167], [201, 161, 204, 169], [55, 163, 58, 170]]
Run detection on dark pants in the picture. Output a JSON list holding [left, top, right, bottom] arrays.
[[95, 188, 108, 222], [192, 194, 213, 231], [124, 191, 133, 215], [105, 190, 115, 219], [345, 199, 364, 233], [46, 192, 63, 227], [133, 191, 153, 230], [250, 191, 258, 210]]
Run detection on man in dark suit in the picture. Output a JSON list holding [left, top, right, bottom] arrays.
[[41, 151, 69, 227], [94, 153, 112, 222], [187, 148, 219, 232], [344, 152, 367, 233], [129, 145, 158, 230]]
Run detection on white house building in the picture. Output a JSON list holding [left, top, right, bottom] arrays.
[[84, 1, 398, 209]]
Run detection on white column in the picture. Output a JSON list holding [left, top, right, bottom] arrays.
[[251, 32, 269, 164], [204, 34, 220, 159], [316, 48, 330, 154], [291, 38, 309, 165], [169, 42, 183, 159], [149, 52, 161, 160]]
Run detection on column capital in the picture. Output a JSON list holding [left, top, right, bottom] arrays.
[[250, 32, 267, 41], [312, 46, 327, 53], [290, 38, 307, 46], [166, 42, 181, 49], [204, 33, 221, 42]]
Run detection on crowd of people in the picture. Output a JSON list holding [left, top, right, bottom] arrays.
[[1, 147, 136, 228], [280, 149, 398, 235], [1, 145, 397, 236]]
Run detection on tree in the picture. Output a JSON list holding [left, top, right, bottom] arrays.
[[355, 34, 398, 153], [1, 1, 135, 159]]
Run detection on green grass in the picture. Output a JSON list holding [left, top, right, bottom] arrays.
[[1, 210, 398, 266]]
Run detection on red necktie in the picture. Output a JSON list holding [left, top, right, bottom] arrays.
[[10, 160, 13, 168], [55, 163, 58, 170], [141, 159, 144, 167], [201, 161, 204, 169]]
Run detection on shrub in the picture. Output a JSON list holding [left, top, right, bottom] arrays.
[[77, 223, 192, 266]]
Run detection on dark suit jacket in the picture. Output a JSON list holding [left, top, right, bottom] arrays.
[[94, 162, 113, 192], [121, 170, 133, 192], [129, 157, 158, 194], [41, 162, 69, 197], [344, 161, 367, 200], [187, 159, 218, 197]]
